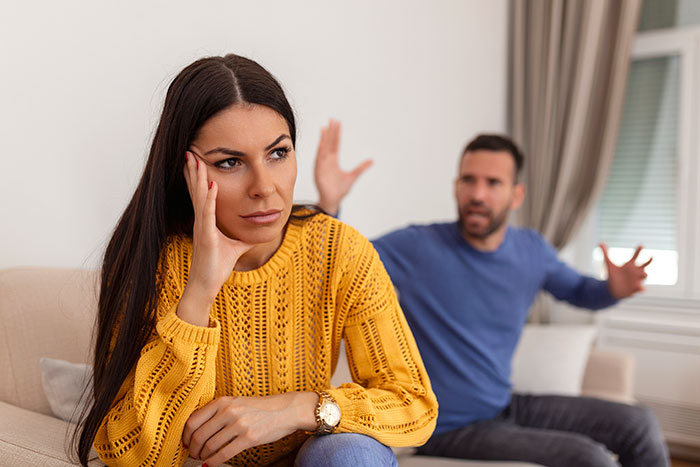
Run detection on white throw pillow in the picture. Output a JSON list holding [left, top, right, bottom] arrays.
[[39, 357, 93, 423], [511, 325, 598, 396]]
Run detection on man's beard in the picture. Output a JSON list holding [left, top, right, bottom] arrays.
[[458, 201, 510, 240]]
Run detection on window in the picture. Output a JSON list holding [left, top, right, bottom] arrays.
[[638, 0, 700, 32], [588, 17, 700, 305], [595, 55, 680, 286]]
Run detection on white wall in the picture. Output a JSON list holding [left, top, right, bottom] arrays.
[[0, 0, 508, 269]]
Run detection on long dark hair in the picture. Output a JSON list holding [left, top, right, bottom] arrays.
[[73, 54, 306, 465]]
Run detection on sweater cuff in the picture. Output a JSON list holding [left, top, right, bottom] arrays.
[[596, 279, 620, 310], [157, 303, 220, 346], [324, 387, 357, 433]]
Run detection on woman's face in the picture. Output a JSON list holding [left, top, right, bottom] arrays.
[[189, 103, 297, 246]]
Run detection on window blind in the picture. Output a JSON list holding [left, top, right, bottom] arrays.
[[598, 55, 679, 252]]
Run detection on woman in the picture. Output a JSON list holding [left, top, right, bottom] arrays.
[[75, 54, 437, 467]]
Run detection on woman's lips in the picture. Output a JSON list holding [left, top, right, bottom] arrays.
[[240, 210, 282, 225]]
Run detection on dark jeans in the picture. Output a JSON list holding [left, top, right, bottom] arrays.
[[417, 394, 669, 467]]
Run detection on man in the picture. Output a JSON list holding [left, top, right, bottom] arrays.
[[314, 120, 669, 466]]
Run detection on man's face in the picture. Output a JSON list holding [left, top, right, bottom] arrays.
[[455, 149, 524, 241]]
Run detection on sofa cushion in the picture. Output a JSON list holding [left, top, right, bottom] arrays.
[[511, 325, 598, 396], [40, 357, 92, 423], [0, 400, 100, 466], [0, 400, 203, 467], [581, 348, 635, 403]]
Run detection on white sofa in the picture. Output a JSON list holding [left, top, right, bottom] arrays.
[[0, 268, 635, 467]]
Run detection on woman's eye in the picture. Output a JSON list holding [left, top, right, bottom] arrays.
[[271, 147, 290, 160], [215, 158, 242, 169]]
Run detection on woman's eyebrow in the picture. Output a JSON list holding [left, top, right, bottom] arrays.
[[264, 134, 291, 150], [202, 134, 291, 157], [203, 147, 244, 157]]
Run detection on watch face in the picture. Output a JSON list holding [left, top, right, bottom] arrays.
[[320, 401, 341, 426]]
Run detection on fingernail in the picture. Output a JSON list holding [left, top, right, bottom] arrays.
[[209, 181, 213, 189], [185, 152, 189, 161], [196, 159, 199, 168], [183, 443, 188, 449], [202, 464, 209, 467]]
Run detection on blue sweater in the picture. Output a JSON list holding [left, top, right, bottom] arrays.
[[372, 222, 617, 435]]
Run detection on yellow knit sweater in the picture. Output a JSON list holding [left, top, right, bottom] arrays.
[[94, 213, 437, 466]]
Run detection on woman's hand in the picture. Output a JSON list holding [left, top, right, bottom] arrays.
[[314, 119, 372, 216], [178, 152, 253, 327], [183, 392, 319, 466]]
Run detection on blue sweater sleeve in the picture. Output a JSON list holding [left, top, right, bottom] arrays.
[[371, 228, 418, 290], [537, 233, 618, 310]]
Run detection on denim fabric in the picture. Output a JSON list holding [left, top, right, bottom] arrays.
[[417, 394, 669, 467], [295, 433, 398, 467]]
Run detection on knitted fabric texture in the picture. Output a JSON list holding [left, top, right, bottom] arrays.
[[94, 214, 437, 466]]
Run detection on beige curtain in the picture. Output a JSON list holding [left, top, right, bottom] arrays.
[[510, 0, 642, 248], [509, 0, 642, 322]]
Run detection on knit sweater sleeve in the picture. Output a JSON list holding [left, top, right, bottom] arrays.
[[326, 227, 438, 447], [93, 238, 221, 466]]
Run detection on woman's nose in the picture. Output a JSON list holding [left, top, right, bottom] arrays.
[[248, 166, 275, 198]]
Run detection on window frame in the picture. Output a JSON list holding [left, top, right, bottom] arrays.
[[580, 26, 700, 312]]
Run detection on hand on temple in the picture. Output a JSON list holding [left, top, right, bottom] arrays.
[[179, 151, 253, 326], [314, 119, 373, 215], [601, 243, 653, 299]]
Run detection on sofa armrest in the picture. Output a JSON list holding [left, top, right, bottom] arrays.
[[581, 348, 635, 404], [0, 401, 205, 467], [0, 400, 94, 466]]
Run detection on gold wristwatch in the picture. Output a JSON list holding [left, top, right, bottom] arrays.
[[313, 391, 341, 435]]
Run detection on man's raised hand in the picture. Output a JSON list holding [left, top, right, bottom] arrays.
[[314, 119, 372, 215], [601, 243, 653, 299]]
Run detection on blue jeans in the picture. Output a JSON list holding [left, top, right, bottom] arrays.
[[295, 433, 398, 467], [417, 394, 669, 467]]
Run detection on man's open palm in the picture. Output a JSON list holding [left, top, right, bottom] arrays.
[[314, 119, 372, 215], [601, 243, 653, 299]]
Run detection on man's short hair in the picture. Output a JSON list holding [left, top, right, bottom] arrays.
[[462, 134, 525, 179]]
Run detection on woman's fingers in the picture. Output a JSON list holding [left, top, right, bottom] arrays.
[[185, 394, 304, 465], [183, 152, 195, 201], [203, 180, 218, 235], [186, 402, 242, 461], [185, 151, 217, 238], [198, 422, 240, 460], [189, 416, 231, 460], [183, 151, 210, 214], [203, 436, 251, 467], [183, 400, 220, 454], [184, 151, 209, 214], [195, 153, 209, 210]]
